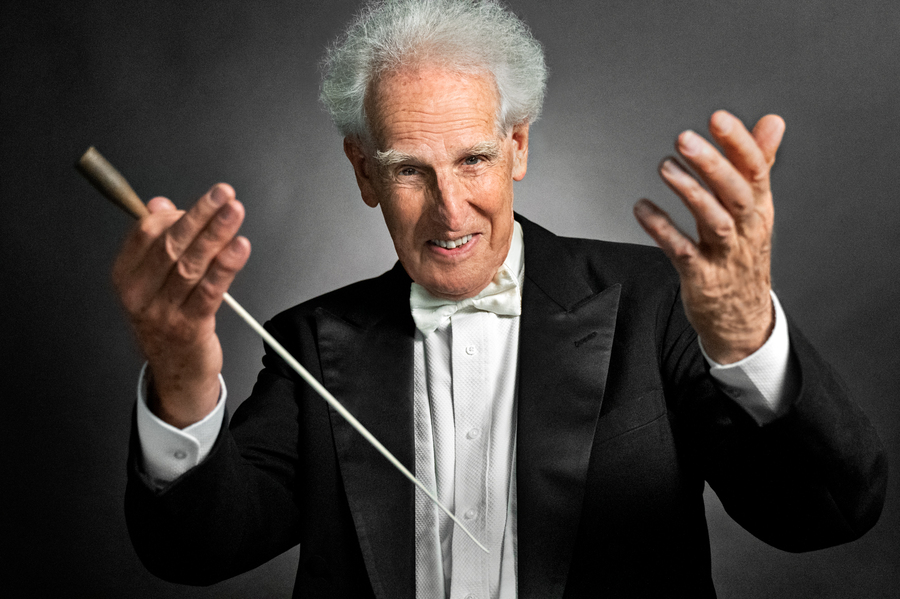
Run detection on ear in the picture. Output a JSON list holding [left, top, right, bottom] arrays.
[[510, 122, 530, 181], [343, 137, 380, 207]]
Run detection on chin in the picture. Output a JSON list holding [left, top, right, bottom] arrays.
[[409, 258, 495, 299], [422, 276, 490, 300]]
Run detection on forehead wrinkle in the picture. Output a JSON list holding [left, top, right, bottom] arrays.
[[381, 113, 493, 144], [368, 70, 500, 146]]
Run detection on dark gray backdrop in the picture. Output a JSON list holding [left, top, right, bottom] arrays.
[[2, 1, 897, 597]]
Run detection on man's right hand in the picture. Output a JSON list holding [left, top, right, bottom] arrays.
[[112, 183, 251, 428]]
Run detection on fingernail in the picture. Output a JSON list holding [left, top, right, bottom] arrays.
[[633, 199, 653, 217], [210, 185, 228, 206], [217, 203, 235, 222], [711, 111, 733, 135], [679, 130, 703, 156], [660, 158, 680, 176]]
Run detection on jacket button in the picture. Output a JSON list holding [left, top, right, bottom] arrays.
[[306, 555, 329, 578]]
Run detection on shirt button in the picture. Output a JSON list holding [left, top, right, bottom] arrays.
[[464, 509, 477, 520], [173, 450, 187, 460], [466, 428, 481, 440], [465, 345, 477, 355]]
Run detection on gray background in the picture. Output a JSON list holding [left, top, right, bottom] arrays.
[[2, 0, 897, 596]]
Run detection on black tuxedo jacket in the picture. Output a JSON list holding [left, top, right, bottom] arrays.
[[126, 215, 886, 598]]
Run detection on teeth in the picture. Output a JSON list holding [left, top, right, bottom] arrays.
[[432, 234, 473, 249]]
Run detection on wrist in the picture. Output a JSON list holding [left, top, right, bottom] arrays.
[[698, 297, 775, 364], [146, 367, 221, 429]]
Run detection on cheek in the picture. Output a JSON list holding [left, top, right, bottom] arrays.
[[477, 176, 514, 222], [465, 170, 502, 202], [382, 194, 424, 247]]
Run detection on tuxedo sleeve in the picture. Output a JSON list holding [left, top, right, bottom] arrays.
[[124, 315, 315, 585], [660, 289, 888, 552]]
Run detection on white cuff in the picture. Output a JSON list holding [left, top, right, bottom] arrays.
[[700, 291, 798, 425], [135, 363, 227, 486]]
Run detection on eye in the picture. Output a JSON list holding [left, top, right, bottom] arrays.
[[398, 166, 419, 177], [463, 155, 483, 166]]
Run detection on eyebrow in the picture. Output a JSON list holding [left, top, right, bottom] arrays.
[[372, 140, 502, 169]]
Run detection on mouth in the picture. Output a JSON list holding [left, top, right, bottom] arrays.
[[429, 234, 474, 250]]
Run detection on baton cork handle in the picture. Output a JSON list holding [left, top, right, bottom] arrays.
[[76, 147, 149, 220]]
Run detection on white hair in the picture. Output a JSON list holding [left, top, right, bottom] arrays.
[[320, 0, 548, 140]]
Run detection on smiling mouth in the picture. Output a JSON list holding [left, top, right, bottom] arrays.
[[430, 234, 473, 249]]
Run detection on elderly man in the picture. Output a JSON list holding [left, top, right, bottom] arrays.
[[118, 1, 886, 598]]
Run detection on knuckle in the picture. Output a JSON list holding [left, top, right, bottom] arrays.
[[682, 183, 707, 206], [137, 216, 157, 234], [214, 248, 241, 273], [694, 155, 720, 178], [163, 231, 183, 263], [645, 219, 667, 238], [137, 211, 176, 240], [712, 224, 732, 241], [175, 257, 204, 281], [673, 241, 696, 261], [195, 277, 222, 303], [728, 196, 749, 212], [122, 292, 157, 327], [748, 158, 769, 183], [135, 221, 158, 246], [117, 289, 140, 313], [199, 222, 227, 247]]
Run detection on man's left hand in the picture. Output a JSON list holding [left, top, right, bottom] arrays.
[[634, 110, 786, 364]]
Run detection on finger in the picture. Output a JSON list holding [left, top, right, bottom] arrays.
[[118, 198, 180, 269], [707, 111, 768, 180], [162, 198, 246, 305], [113, 208, 183, 305], [181, 235, 252, 319], [163, 184, 237, 261], [707, 110, 771, 188], [633, 199, 699, 274], [136, 184, 237, 305], [147, 196, 177, 213], [658, 158, 735, 251], [751, 114, 786, 168], [676, 128, 756, 219]]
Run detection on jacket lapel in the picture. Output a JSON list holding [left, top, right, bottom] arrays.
[[315, 264, 416, 599], [516, 216, 621, 598]]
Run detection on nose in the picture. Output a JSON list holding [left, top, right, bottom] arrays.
[[429, 171, 468, 231]]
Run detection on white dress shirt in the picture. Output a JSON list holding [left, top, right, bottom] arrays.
[[411, 221, 526, 599], [136, 221, 796, 598]]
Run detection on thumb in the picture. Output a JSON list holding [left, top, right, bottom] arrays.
[[147, 196, 177, 213]]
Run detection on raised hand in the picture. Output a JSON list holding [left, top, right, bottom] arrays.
[[634, 110, 786, 364], [112, 183, 251, 427]]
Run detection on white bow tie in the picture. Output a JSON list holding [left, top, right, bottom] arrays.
[[409, 264, 522, 335]]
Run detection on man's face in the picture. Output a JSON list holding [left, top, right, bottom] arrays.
[[345, 68, 529, 300]]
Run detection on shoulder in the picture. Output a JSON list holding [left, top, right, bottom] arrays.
[[517, 213, 679, 299], [265, 261, 411, 337], [561, 235, 675, 285]]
